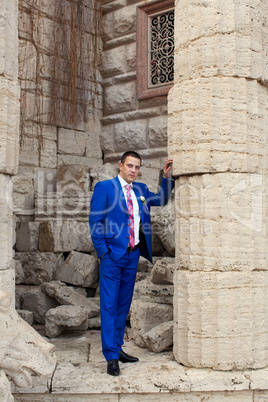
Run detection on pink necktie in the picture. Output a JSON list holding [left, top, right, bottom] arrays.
[[125, 185, 135, 249]]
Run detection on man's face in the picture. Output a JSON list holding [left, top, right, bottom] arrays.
[[119, 156, 141, 184]]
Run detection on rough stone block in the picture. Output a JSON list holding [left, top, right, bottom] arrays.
[[34, 168, 57, 194], [102, 47, 126, 77], [174, 270, 268, 370], [15, 252, 64, 285], [99, 125, 114, 153], [19, 135, 39, 167], [142, 320, 173, 353], [102, 0, 125, 15], [85, 118, 102, 159], [18, 165, 35, 179], [40, 139, 57, 169], [16, 221, 40, 252], [35, 193, 92, 220], [151, 198, 175, 256], [114, 120, 147, 151], [88, 316, 101, 329], [151, 231, 165, 256], [12, 175, 34, 215], [0, 287, 56, 390], [102, 12, 113, 41], [0, 174, 13, 270], [0, 79, 20, 174], [104, 81, 136, 114], [175, 173, 268, 272], [135, 272, 148, 283], [114, 5, 136, 36], [18, 40, 36, 82], [168, 78, 268, 176], [45, 305, 88, 337], [17, 285, 59, 324], [41, 281, 100, 318], [137, 256, 153, 273], [134, 279, 174, 305], [17, 310, 34, 326], [58, 128, 86, 156], [130, 299, 173, 347], [19, 122, 57, 142], [126, 42, 136, 72], [70, 286, 87, 297], [57, 164, 90, 193], [55, 251, 98, 288], [90, 163, 118, 189], [148, 116, 168, 148], [150, 257, 174, 285], [32, 15, 55, 54], [39, 220, 94, 253], [136, 166, 161, 193]]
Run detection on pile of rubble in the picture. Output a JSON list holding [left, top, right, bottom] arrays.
[[15, 163, 175, 352], [131, 257, 174, 353]]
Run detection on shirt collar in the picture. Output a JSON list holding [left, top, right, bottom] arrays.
[[117, 174, 132, 189]]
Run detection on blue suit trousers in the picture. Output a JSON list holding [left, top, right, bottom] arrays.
[[99, 248, 140, 361]]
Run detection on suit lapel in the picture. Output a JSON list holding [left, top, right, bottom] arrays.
[[133, 183, 143, 222], [112, 178, 144, 221], [111, 177, 128, 213]]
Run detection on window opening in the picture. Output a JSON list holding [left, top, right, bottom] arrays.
[[137, 0, 174, 100], [149, 9, 174, 88]]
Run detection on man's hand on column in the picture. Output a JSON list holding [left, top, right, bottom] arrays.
[[163, 158, 173, 179]]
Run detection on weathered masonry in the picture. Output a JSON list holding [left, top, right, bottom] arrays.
[[1, 0, 268, 400]]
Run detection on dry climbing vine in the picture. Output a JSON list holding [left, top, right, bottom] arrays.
[[19, 0, 102, 146], [50, 0, 103, 126]]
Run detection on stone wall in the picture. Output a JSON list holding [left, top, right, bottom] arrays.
[[101, 0, 170, 192], [14, 0, 105, 337], [14, 0, 174, 333], [16, 0, 103, 223], [9, 0, 176, 353]]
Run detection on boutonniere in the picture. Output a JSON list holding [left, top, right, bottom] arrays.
[[140, 196, 148, 209]]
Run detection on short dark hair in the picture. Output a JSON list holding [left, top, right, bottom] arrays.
[[121, 151, 142, 165]]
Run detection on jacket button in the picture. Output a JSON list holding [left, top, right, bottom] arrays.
[[126, 236, 129, 238]]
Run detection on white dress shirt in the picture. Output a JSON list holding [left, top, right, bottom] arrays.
[[118, 174, 140, 245]]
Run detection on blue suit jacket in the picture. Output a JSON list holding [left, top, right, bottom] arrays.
[[89, 176, 174, 263]]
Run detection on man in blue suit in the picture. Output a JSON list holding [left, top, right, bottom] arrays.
[[89, 151, 174, 376]]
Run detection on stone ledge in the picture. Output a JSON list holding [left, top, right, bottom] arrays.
[[103, 33, 136, 49], [12, 390, 264, 401], [104, 148, 168, 163]]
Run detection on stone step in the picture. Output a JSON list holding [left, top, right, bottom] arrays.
[[11, 329, 268, 401]]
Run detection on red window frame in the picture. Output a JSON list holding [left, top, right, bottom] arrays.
[[136, 0, 174, 100]]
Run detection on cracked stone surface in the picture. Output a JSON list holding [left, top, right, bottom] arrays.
[[11, 328, 268, 400]]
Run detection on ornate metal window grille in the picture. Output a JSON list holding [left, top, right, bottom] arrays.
[[149, 9, 174, 88]]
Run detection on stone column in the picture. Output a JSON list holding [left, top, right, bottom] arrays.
[[0, 0, 20, 304], [169, 0, 268, 370], [0, 1, 56, 398]]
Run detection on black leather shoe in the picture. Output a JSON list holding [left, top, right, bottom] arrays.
[[118, 350, 139, 363], [107, 359, 120, 376]]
